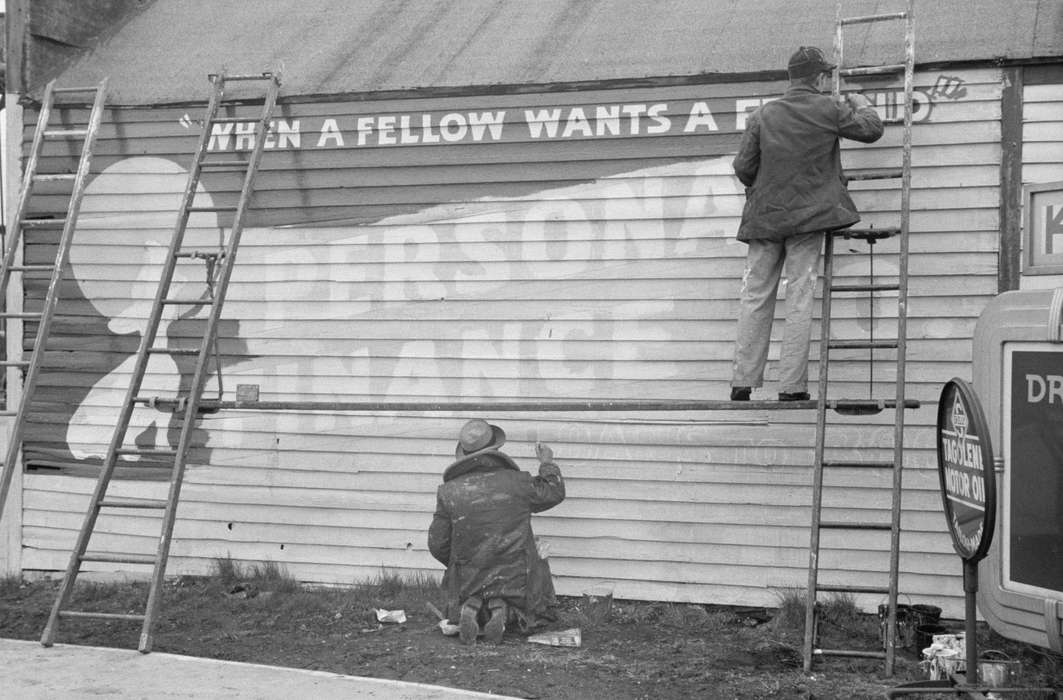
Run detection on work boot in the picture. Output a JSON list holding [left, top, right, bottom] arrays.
[[778, 391, 811, 401], [483, 599, 506, 644], [730, 386, 751, 401], [459, 597, 482, 645]]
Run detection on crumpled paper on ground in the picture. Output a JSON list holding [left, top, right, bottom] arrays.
[[374, 608, 407, 624]]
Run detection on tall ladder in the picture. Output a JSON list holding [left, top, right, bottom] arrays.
[[40, 71, 280, 653], [0, 80, 108, 523], [803, 1, 915, 675]]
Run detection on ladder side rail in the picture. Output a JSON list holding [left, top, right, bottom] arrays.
[[40, 79, 227, 648], [0, 81, 58, 523], [885, 0, 916, 673], [0, 82, 107, 524], [803, 234, 837, 672], [0, 82, 55, 298], [138, 74, 280, 653]]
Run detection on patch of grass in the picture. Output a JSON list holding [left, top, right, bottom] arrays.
[[354, 568, 443, 612], [209, 557, 300, 594], [0, 575, 23, 596], [771, 587, 807, 635]]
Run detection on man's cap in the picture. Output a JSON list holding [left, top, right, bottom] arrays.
[[455, 418, 506, 458], [787, 46, 836, 79]]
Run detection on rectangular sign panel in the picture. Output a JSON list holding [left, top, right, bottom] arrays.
[[1003, 343, 1063, 598]]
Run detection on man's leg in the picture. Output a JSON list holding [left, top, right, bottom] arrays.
[[732, 239, 785, 392], [777, 232, 824, 395], [459, 595, 482, 645]]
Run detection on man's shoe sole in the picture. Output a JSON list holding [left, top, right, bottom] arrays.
[[459, 604, 478, 645]]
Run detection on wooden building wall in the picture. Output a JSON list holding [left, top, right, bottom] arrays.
[[16, 67, 1006, 616]]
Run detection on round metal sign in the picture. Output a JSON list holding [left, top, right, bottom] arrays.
[[936, 378, 996, 562]]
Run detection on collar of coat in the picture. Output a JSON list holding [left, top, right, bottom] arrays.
[[443, 449, 521, 482]]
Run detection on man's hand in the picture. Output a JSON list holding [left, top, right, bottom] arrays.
[[846, 92, 872, 109], [535, 442, 554, 464]]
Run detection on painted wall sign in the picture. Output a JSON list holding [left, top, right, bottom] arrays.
[[936, 378, 997, 562], [1023, 181, 1063, 275]]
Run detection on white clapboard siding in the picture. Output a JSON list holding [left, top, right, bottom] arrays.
[[15, 68, 1007, 618]]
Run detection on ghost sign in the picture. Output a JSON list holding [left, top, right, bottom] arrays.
[[936, 378, 996, 562]]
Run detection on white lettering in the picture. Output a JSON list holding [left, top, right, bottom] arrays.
[[646, 103, 672, 134], [355, 116, 375, 147], [594, 105, 621, 136], [684, 102, 719, 132], [621, 104, 648, 134], [467, 111, 506, 141], [420, 114, 441, 143], [208, 123, 234, 150], [439, 113, 468, 142], [562, 107, 593, 138], [525, 108, 563, 138], [377, 115, 397, 145], [317, 118, 344, 147], [399, 115, 419, 144]]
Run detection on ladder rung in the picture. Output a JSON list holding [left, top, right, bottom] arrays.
[[32, 173, 77, 182], [175, 250, 226, 259], [0, 360, 30, 367], [211, 117, 262, 125], [148, 347, 199, 355], [830, 283, 900, 293], [115, 447, 178, 457], [58, 610, 146, 622], [840, 12, 907, 26], [99, 497, 168, 509], [20, 218, 67, 229], [8, 264, 56, 272], [830, 227, 901, 240], [52, 86, 104, 95], [187, 206, 237, 213], [80, 553, 157, 565], [1, 311, 43, 319], [160, 298, 215, 306], [199, 160, 249, 170], [217, 72, 278, 82], [847, 169, 904, 181], [43, 129, 90, 138], [822, 460, 895, 469], [0, 410, 18, 416], [827, 339, 898, 350], [813, 649, 887, 659], [841, 64, 907, 78], [815, 584, 890, 595], [821, 522, 892, 531]]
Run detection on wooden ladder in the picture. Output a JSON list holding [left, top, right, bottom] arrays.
[[40, 71, 280, 653], [0, 79, 108, 523], [803, 0, 917, 676]]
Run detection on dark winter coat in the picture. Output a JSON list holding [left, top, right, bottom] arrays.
[[732, 85, 884, 242], [427, 450, 565, 627]]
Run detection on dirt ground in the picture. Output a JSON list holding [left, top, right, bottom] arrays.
[[1, 571, 1060, 700]]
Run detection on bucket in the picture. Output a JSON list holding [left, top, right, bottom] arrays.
[[924, 648, 961, 681], [581, 583, 614, 625], [915, 623, 949, 651], [978, 650, 1020, 687], [912, 603, 942, 627], [878, 602, 914, 649]]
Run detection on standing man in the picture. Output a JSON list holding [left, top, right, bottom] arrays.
[[428, 419, 565, 645], [730, 46, 884, 402]]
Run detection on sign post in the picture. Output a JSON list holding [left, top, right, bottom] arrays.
[[935, 378, 996, 684]]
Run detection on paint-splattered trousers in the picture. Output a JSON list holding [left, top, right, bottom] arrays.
[[731, 232, 823, 394]]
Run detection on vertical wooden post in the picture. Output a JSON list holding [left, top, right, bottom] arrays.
[[998, 65, 1024, 292]]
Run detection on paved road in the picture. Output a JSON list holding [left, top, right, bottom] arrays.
[[0, 638, 516, 699]]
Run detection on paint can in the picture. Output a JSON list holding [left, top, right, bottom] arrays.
[[581, 583, 614, 625], [915, 623, 949, 651], [978, 650, 1020, 687], [878, 602, 914, 649]]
